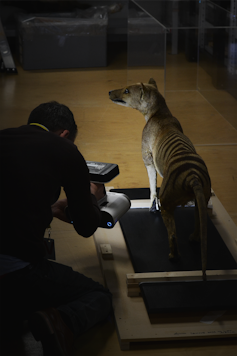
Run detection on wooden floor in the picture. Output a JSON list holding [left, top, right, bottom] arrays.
[[0, 42, 237, 355]]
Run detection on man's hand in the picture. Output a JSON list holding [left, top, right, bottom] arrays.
[[51, 198, 71, 223], [90, 182, 106, 201]]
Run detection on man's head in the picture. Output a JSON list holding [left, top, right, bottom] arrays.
[[27, 101, 78, 141]]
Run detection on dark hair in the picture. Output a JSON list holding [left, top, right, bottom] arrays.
[[27, 101, 78, 141]]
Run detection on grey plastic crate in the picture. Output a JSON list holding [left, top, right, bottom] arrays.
[[17, 7, 108, 70]]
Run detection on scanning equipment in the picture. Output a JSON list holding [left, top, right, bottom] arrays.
[[87, 161, 131, 228], [66, 161, 131, 229]]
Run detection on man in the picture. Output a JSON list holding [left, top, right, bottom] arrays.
[[0, 101, 112, 356]]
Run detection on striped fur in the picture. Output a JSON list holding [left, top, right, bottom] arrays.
[[109, 78, 211, 281]]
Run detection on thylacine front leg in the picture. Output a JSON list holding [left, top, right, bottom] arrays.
[[146, 164, 158, 212], [142, 144, 159, 212]]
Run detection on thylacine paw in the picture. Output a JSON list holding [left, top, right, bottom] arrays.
[[149, 198, 159, 213], [169, 252, 179, 261], [169, 234, 180, 261]]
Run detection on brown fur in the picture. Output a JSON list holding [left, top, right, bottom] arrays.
[[109, 78, 211, 281]]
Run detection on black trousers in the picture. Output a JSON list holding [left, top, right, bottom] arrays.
[[0, 259, 112, 336]]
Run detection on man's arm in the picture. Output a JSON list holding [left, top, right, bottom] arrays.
[[52, 183, 105, 224], [60, 146, 104, 237], [51, 198, 70, 223]]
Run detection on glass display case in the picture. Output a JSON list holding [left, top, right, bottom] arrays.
[[128, 0, 237, 126]]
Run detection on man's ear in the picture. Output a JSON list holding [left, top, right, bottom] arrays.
[[59, 129, 70, 139]]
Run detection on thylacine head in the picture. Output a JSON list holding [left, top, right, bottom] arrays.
[[109, 78, 171, 121]]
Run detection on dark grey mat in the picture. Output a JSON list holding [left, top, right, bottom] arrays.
[[140, 280, 237, 313], [112, 188, 237, 313]]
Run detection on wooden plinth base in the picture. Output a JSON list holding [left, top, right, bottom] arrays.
[[93, 193, 237, 350]]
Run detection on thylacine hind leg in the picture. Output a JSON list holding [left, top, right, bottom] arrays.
[[160, 207, 179, 260], [189, 200, 200, 242]]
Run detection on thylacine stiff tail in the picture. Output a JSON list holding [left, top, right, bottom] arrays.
[[189, 177, 208, 281]]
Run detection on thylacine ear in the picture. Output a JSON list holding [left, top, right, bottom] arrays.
[[140, 83, 149, 100], [148, 78, 157, 89]]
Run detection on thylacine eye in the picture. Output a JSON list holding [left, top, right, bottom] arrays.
[[124, 89, 129, 94]]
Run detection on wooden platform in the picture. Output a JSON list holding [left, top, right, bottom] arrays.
[[93, 192, 237, 350]]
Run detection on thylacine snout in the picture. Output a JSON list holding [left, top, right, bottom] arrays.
[[109, 78, 211, 281]]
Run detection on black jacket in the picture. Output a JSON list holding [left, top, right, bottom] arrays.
[[0, 125, 101, 262]]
